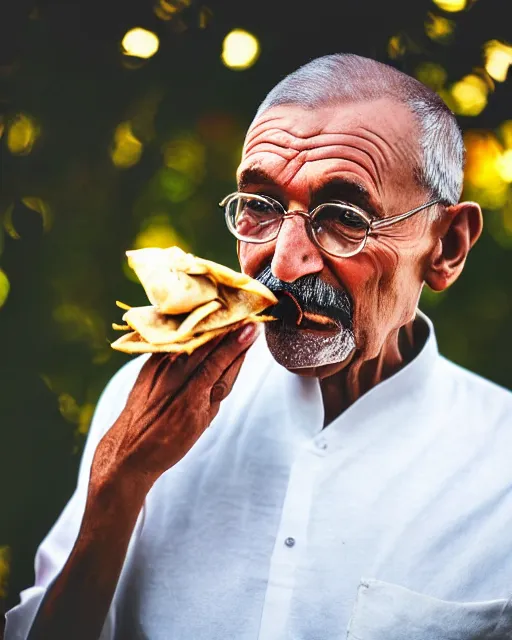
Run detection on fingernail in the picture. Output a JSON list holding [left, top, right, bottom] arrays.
[[238, 323, 257, 343]]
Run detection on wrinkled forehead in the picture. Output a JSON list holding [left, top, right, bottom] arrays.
[[244, 99, 419, 152], [239, 99, 422, 201]]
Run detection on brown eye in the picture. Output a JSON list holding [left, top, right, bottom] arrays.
[[321, 205, 368, 229], [313, 204, 368, 247], [244, 198, 281, 217], [227, 195, 283, 242]]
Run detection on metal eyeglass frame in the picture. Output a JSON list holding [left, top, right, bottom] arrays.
[[219, 192, 442, 258]]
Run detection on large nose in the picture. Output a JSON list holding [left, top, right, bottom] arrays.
[[271, 213, 324, 283]]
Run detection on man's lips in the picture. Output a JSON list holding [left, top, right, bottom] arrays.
[[300, 311, 340, 332], [266, 292, 343, 332], [255, 265, 354, 330]]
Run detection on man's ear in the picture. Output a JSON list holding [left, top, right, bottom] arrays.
[[424, 201, 483, 292]]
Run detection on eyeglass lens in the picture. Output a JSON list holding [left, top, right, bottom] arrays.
[[226, 195, 369, 256]]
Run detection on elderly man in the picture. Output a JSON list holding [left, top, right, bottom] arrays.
[[6, 53, 512, 640]]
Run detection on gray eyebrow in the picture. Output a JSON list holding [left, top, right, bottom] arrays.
[[237, 168, 277, 191], [312, 178, 383, 219]]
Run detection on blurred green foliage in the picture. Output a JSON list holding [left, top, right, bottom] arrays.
[[0, 0, 511, 619]]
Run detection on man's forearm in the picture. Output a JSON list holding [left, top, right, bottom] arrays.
[[27, 475, 152, 640]]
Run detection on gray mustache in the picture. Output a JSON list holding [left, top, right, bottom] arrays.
[[255, 266, 353, 328]]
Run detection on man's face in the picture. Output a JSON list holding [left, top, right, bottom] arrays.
[[236, 99, 440, 378]]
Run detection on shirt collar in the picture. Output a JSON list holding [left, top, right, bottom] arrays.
[[261, 308, 439, 439]]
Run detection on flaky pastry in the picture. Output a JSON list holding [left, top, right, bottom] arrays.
[[111, 247, 277, 355]]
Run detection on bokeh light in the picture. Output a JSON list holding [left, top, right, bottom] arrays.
[[198, 5, 213, 29], [55, 392, 95, 436], [464, 131, 503, 189], [58, 392, 81, 423], [21, 197, 53, 232], [111, 122, 143, 168], [122, 27, 160, 59], [499, 120, 512, 149], [496, 150, 512, 183], [0, 268, 11, 309], [221, 29, 260, 70], [464, 131, 509, 209], [78, 404, 95, 435], [431, 0, 466, 12], [484, 40, 512, 82], [7, 114, 40, 155], [451, 74, 489, 116], [134, 214, 188, 250], [53, 303, 106, 350], [163, 134, 205, 177], [387, 34, 406, 59], [415, 62, 447, 91], [425, 13, 455, 43], [154, 0, 191, 20], [0, 546, 10, 599], [157, 168, 195, 201], [3, 205, 20, 240]]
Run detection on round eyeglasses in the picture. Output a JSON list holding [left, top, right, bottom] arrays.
[[219, 192, 442, 259]]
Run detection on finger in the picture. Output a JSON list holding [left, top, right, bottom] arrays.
[[131, 333, 226, 403], [170, 343, 249, 432], [142, 323, 259, 402], [178, 321, 257, 373], [144, 335, 225, 402], [209, 350, 247, 407], [190, 323, 259, 389]]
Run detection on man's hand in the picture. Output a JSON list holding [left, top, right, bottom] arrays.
[[26, 323, 258, 640], [91, 322, 258, 490]]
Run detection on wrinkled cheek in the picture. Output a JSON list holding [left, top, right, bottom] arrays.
[[237, 241, 275, 277], [342, 246, 400, 352], [367, 238, 402, 276]]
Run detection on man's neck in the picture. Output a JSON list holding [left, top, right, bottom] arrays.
[[320, 319, 425, 428]]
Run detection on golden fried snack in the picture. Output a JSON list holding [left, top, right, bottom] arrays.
[[111, 247, 277, 355]]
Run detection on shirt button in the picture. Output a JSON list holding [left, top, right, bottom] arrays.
[[316, 440, 328, 450], [284, 537, 296, 548]]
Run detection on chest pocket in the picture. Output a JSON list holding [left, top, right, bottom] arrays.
[[347, 579, 512, 640]]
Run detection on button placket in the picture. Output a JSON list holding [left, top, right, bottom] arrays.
[[258, 445, 322, 640], [316, 439, 328, 450]]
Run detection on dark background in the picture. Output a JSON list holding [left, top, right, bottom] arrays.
[[1, 0, 511, 628]]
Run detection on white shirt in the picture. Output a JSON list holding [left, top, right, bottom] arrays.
[[6, 311, 512, 640]]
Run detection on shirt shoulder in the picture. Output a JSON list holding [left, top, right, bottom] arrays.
[[78, 354, 151, 469], [107, 353, 152, 392], [437, 355, 512, 428], [95, 354, 151, 424]]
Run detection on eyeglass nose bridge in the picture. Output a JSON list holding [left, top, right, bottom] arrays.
[[277, 209, 329, 254], [279, 209, 317, 240], [281, 209, 312, 221]]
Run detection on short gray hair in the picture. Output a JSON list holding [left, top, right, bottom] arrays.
[[254, 54, 464, 206]]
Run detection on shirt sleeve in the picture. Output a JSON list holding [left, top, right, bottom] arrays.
[[4, 354, 151, 640]]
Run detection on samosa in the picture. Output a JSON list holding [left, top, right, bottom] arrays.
[[111, 247, 277, 355]]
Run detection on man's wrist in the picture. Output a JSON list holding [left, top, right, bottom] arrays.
[[84, 468, 154, 532]]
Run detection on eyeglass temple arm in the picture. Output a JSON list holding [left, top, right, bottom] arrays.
[[219, 192, 240, 207], [370, 199, 442, 231]]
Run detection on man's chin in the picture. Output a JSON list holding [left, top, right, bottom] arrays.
[[264, 322, 356, 372]]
